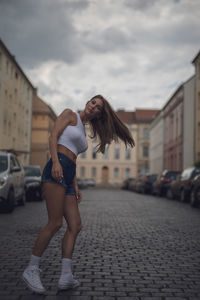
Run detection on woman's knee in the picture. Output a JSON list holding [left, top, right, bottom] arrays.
[[47, 219, 63, 233], [69, 222, 82, 235]]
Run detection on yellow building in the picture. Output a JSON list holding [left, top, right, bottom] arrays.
[[192, 50, 200, 163], [76, 110, 138, 185], [0, 39, 36, 165], [30, 95, 57, 170]]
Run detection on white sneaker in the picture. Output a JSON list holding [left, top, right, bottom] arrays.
[[58, 273, 80, 290], [22, 265, 46, 294]]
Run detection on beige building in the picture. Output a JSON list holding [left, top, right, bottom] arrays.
[[77, 110, 138, 185], [0, 39, 36, 165], [135, 109, 160, 175], [192, 51, 200, 164], [149, 110, 164, 174], [30, 95, 57, 170]]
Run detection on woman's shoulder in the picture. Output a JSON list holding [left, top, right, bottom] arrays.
[[59, 108, 76, 118], [59, 108, 77, 125]]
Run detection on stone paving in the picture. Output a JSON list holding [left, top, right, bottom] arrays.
[[0, 188, 200, 300]]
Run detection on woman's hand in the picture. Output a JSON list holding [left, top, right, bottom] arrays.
[[75, 185, 82, 204], [51, 161, 63, 182]]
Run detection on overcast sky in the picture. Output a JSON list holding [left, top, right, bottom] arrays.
[[0, 0, 200, 115]]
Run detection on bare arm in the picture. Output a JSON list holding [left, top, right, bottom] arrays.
[[49, 109, 74, 181], [73, 175, 82, 203]]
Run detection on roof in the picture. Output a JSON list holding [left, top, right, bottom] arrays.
[[162, 84, 183, 111], [192, 50, 200, 64], [0, 39, 35, 90], [33, 95, 57, 120], [135, 109, 160, 122], [116, 110, 136, 124], [116, 108, 160, 124]]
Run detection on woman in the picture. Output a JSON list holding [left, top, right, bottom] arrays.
[[22, 95, 135, 294]]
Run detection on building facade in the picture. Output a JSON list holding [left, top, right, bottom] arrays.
[[76, 109, 159, 184], [149, 110, 164, 174], [163, 85, 183, 171], [0, 39, 36, 165], [192, 51, 200, 164], [183, 75, 195, 169], [135, 109, 160, 175], [30, 95, 57, 170], [76, 110, 138, 184]]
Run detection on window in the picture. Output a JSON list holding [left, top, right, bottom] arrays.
[[103, 147, 109, 159], [80, 151, 86, 159], [92, 146, 97, 159], [125, 148, 131, 160], [3, 119, 7, 134], [10, 156, 16, 170], [80, 166, 85, 178], [143, 146, 148, 157], [114, 167, 119, 178], [114, 144, 120, 159], [143, 128, 149, 139], [14, 88, 18, 102], [6, 60, 9, 74], [91, 167, 96, 177], [125, 168, 130, 178]]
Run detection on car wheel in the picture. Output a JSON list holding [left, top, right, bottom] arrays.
[[190, 188, 197, 207], [39, 189, 45, 201], [180, 189, 186, 202], [196, 187, 200, 206], [18, 191, 26, 206], [5, 189, 15, 213]]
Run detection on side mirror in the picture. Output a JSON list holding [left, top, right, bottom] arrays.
[[11, 166, 21, 173]]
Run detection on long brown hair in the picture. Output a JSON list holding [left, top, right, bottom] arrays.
[[88, 95, 135, 153]]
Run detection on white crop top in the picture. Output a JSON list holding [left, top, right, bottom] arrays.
[[58, 112, 88, 156]]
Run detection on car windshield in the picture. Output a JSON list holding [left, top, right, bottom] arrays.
[[165, 171, 179, 178], [149, 174, 157, 182], [24, 166, 41, 177], [0, 155, 8, 173]]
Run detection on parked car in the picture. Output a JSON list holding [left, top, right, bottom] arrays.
[[127, 178, 136, 191], [23, 165, 43, 201], [166, 173, 181, 200], [133, 176, 143, 193], [152, 170, 181, 197], [190, 174, 200, 207], [138, 174, 158, 194], [179, 167, 200, 202], [77, 178, 88, 189], [84, 178, 96, 187], [166, 167, 200, 202], [0, 151, 25, 212], [121, 178, 135, 190]]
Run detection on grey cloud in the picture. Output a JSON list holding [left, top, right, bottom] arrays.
[[0, 0, 89, 67], [124, 0, 161, 11], [82, 26, 134, 53]]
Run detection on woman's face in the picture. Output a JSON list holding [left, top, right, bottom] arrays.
[[85, 97, 104, 120]]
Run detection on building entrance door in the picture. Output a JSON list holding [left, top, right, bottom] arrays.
[[101, 166, 109, 182]]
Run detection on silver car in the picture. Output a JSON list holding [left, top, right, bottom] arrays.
[[0, 151, 25, 213]]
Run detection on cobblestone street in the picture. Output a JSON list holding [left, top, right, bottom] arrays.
[[0, 188, 200, 300]]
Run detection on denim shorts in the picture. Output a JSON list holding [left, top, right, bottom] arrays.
[[41, 152, 76, 195]]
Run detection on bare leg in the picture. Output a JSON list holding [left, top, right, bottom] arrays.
[[62, 194, 82, 258], [32, 182, 65, 256]]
